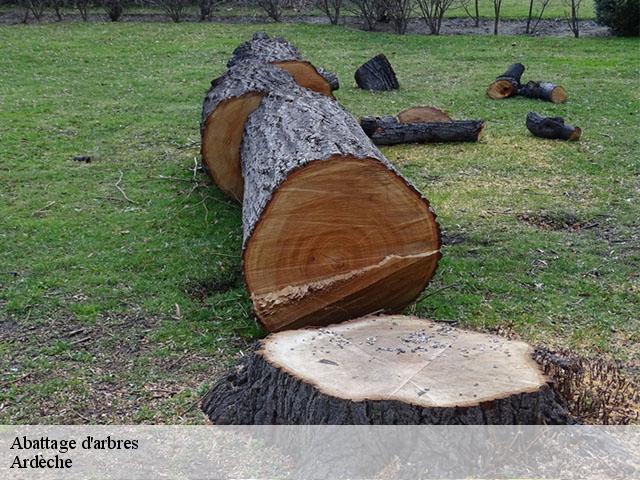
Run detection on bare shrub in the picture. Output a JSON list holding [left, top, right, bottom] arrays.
[[526, 0, 551, 34], [416, 0, 457, 35], [316, 0, 342, 24], [156, 0, 189, 22], [564, 0, 583, 37], [460, 0, 479, 27], [387, 0, 413, 34], [76, 0, 90, 20], [50, 0, 65, 20], [199, 0, 222, 20], [28, 0, 47, 20], [350, 0, 388, 30], [102, 0, 124, 21], [257, 0, 284, 21], [492, 0, 502, 35]]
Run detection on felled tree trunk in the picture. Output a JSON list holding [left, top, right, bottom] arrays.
[[361, 113, 484, 145], [355, 54, 399, 91], [202, 315, 573, 424], [200, 62, 305, 201], [519, 81, 567, 104], [486, 63, 525, 99], [486, 63, 567, 103], [241, 88, 441, 332], [526, 112, 581, 141], [227, 31, 339, 94]]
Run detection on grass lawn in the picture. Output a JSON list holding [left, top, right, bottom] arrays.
[[0, 22, 638, 424]]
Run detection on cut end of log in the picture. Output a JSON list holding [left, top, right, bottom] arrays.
[[274, 60, 334, 97], [397, 106, 452, 124], [550, 85, 567, 104], [486, 79, 517, 100], [261, 315, 548, 408], [569, 127, 582, 141], [243, 157, 441, 332], [201, 92, 263, 201]]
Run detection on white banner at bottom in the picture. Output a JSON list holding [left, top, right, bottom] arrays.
[[1, 425, 638, 479]]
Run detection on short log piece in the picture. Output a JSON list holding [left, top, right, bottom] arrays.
[[526, 112, 581, 141]]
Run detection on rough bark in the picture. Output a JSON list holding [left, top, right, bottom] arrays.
[[202, 315, 574, 425], [241, 88, 441, 332], [227, 31, 339, 92], [200, 61, 300, 201], [361, 116, 485, 145], [526, 112, 581, 141], [519, 81, 567, 104], [486, 63, 525, 99], [355, 54, 399, 91]]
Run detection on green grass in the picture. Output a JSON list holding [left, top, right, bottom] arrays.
[[0, 23, 638, 424]]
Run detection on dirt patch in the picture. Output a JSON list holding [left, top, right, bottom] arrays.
[[441, 231, 468, 246], [0, 11, 611, 37], [185, 267, 242, 302], [517, 211, 596, 231]]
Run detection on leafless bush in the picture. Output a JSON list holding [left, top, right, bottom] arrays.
[[50, 0, 65, 19], [492, 0, 502, 35], [257, 0, 285, 21], [387, 0, 412, 34], [416, 0, 456, 35], [198, 0, 222, 20], [526, 0, 551, 34], [76, 0, 90, 20], [17, 0, 31, 23], [564, 0, 583, 37], [102, 0, 124, 21], [460, 0, 479, 27], [316, 0, 341, 24], [155, 0, 188, 22], [349, 0, 388, 30], [28, 0, 47, 20]]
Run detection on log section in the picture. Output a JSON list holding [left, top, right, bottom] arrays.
[[241, 89, 441, 332]]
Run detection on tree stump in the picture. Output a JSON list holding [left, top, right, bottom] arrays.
[[202, 315, 573, 424], [200, 61, 303, 201], [241, 88, 441, 332], [227, 31, 338, 94], [526, 112, 581, 141], [355, 54, 399, 91]]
